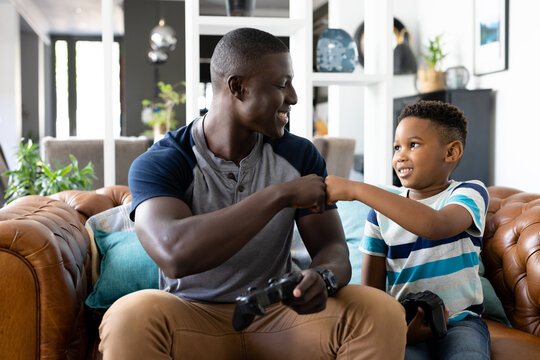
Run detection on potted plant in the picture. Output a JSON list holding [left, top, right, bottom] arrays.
[[417, 34, 447, 93], [141, 81, 185, 141], [3, 139, 96, 205]]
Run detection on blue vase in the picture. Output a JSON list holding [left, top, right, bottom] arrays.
[[316, 28, 358, 73]]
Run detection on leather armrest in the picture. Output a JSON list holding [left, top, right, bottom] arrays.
[[0, 195, 91, 359], [486, 319, 540, 360]]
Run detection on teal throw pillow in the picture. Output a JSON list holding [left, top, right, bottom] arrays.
[[336, 200, 372, 284], [478, 256, 511, 326], [85, 230, 159, 309], [337, 186, 402, 284]]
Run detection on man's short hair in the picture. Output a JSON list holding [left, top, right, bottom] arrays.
[[210, 27, 289, 86], [398, 100, 468, 148]]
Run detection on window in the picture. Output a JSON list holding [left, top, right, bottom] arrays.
[[53, 36, 122, 138]]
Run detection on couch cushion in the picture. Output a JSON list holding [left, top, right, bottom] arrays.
[[479, 257, 512, 327], [85, 202, 135, 285], [85, 230, 159, 309], [85, 203, 159, 309]]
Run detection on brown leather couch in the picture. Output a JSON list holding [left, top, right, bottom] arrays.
[[0, 185, 539, 359]]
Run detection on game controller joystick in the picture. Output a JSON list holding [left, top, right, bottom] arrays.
[[232, 272, 303, 331], [400, 290, 448, 338]]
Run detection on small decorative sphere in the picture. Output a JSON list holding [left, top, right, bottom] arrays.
[[147, 49, 168, 64], [149, 19, 177, 53]]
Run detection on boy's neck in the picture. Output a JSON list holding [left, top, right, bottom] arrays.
[[407, 180, 452, 200]]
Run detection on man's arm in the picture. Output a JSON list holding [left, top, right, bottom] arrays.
[[283, 208, 351, 314], [361, 254, 386, 291], [134, 174, 326, 279], [325, 176, 473, 240]]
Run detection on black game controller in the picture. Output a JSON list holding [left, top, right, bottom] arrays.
[[400, 290, 448, 338], [232, 272, 303, 331]]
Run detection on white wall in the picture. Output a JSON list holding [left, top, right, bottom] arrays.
[[330, 0, 540, 192], [0, 2, 22, 169], [476, 1, 540, 192], [408, 0, 540, 192]]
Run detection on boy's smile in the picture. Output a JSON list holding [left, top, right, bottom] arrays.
[[393, 116, 454, 199]]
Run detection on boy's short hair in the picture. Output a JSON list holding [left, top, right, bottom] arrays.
[[210, 27, 289, 86], [398, 100, 468, 148]]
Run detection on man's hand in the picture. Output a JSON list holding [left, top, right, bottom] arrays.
[[406, 306, 450, 345], [283, 268, 328, 314], [325, 175, 354, 205], [281, 174, 326, 213]]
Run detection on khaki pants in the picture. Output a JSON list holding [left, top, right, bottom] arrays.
[[99, 285, 406, 360]]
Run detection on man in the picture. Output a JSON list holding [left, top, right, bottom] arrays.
[[99, 27, 406, 359]]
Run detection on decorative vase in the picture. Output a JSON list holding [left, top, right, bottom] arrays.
[[444, 66, 470, 89], [393, 29, 417, 75], [316, 28, 358, 73], [225, 0, 256, 16], [417, 69, 445, 93], [153, 123, 166, 143]]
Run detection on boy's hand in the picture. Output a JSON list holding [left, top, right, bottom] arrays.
[[325, 175, 352, 205], [406, 306, 450, 345]]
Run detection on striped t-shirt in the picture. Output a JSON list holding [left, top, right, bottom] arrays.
[[360, 180, 489, 323]]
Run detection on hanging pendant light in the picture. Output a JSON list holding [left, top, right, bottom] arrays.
[[150, 19, 177, 53], [147, 18, 177, 64], [147, 49, 168, 64]]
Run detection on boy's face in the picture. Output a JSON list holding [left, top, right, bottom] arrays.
[[236, 52, 298, 138], [392, 116, 451, 192]]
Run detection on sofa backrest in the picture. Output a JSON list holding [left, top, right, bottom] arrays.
[[312, 136, 356, 179], [483, 186, 540, 336], [40, 136, 150, 190]]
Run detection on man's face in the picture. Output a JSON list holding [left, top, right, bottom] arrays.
[[236, 52, 298, 138], [392, 116, 450, 192]]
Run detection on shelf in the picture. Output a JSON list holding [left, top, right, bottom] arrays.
[[311, 72, 388, 86], [198, 16, 305, 36]]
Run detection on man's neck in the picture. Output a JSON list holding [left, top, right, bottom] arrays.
[[203, 111, 258, 165]]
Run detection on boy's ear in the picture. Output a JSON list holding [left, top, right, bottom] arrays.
[[445, 140, 463, 163], [227, 75, 244, 100]]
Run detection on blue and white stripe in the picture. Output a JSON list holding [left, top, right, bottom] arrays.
[[360, 180, 489, 321]]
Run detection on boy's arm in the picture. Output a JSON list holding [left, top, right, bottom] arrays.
[[325, 176, 473, 240], [361, 254, 386, 291]]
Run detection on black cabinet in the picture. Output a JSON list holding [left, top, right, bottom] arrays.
[[393, 89, 493, 186]]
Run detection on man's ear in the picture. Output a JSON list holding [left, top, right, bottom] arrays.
[[227, 75, 244, 100], [445, 140, 463, 163]]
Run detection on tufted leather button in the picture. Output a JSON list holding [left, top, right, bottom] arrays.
[[227, 173, 235, 180], [238, 185, 245, 192]]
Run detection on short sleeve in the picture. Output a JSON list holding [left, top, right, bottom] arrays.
[[448, 180, 489, 237], [359, 208, 387, 257], [128, 131, 196, 221]]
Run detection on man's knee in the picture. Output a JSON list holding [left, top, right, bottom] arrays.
[[100, 289, 175, 335], [335, 285, 407, 333]]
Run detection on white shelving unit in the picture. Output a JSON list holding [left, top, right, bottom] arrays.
[[185, 0, 393, 185]]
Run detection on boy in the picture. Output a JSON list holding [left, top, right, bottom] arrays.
[[326, 100, 490, 359], [98, 28, 406, 359]]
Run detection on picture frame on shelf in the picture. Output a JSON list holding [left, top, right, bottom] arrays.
[[473, 0, 509, 75]]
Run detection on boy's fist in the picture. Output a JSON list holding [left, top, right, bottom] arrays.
[[325, 175, 352, 205]]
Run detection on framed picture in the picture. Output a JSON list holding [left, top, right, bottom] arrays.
[[474, 0, 509, 75]]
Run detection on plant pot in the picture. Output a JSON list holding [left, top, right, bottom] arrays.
[[417, 69, 445, 93], [225, 0, 256, 17], [153, 123, 166, 143]]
